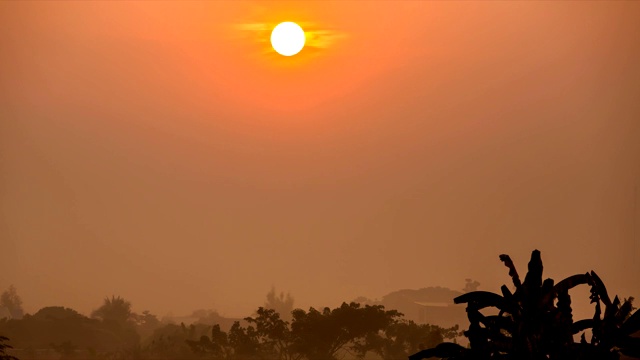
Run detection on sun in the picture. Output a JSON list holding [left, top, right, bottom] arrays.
[[271, 22, 306, 56]]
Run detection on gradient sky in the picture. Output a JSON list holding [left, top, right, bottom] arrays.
[[1, 1, 639, 319]]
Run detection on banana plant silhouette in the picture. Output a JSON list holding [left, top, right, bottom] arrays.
[[409, 250, 640, 360]]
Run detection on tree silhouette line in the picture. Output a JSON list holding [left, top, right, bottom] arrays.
[[2, 251, 638, 360], [183, 303, 458, 360], [0, 292, 457, 360]]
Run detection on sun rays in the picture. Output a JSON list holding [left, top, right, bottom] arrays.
[[236, 21, 345, 57]]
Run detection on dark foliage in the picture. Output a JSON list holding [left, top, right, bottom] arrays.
[[0, 306, 123, 350], [0, 296, 155, 359], [0, 336, 18, 360], [145, 322, 212, 360], [409, 250, 640, 360], [185, 303, 456, 360]]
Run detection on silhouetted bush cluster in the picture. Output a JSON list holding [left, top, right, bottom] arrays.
[[181, 303, 458, 360], [0, 297, 144, 360], [410, 250, 640, 360], [0, 300, 457, 360]]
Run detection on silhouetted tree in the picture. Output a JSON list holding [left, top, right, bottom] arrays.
[[0, 336, 18, 360], [245, 308, 297, 360], [359, 320, 459, 360], [0, 286, 23, 320], [186, 324, 232, 359], [186, 320, 262, 360], [409, 250, 640, 360], [32, 306, 85, 321], [188, 303, 414, 360], [227, 321, 262, 360], [186, 309, 290, 360], [92, 296, 133, 324], [132, 310, 161, 343], [91, 296, 140, 351], [147, 322, 211, 360], [0, 306, 127, 353], [289, 302, 402, 360]]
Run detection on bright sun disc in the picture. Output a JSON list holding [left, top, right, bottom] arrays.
[[271, 22, 305, 56]]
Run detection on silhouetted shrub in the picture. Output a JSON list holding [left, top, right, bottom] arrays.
[[0, 336, 18, 360], [409, 250, 640, 360]]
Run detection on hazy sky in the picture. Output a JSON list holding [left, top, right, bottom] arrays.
[[1, 1, 639, 319]]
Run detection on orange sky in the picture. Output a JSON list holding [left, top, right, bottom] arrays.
[[1, 1, 640, 319]]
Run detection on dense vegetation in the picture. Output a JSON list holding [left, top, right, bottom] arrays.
[[409, 250, 640, 360], [0, 292, 458, 360], [1, 336, 18, 360], [183, 304, 458, 360], [4, 250, 637, 360]]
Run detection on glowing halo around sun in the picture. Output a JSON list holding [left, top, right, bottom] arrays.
[[270, 22, 306, 56]]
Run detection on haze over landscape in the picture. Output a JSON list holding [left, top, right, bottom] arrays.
[[1, 1, 639, 323]]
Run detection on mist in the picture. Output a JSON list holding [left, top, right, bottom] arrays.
[[1, 2, 639, 359]]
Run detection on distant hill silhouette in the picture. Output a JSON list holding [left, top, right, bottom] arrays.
[[355, 286, 469, 328], [383, 286, 463, 304]]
